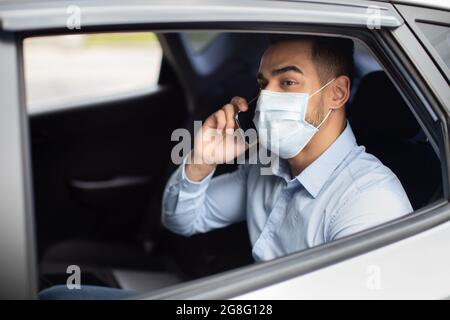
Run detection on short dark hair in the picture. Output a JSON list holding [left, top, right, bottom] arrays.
[[268, 34, 354, 84]]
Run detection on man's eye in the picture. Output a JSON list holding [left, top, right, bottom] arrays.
[[282, 80, 296, 86]]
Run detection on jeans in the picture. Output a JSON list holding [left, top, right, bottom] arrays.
[[39, 285, 140, 300]]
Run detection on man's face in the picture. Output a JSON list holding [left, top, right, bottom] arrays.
[[257, 40, 329, 127]]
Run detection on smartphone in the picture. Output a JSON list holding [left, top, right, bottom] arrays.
[[234, 94, 259, 145]]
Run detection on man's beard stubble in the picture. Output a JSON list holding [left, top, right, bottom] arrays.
[[305, 95, 326, 127]]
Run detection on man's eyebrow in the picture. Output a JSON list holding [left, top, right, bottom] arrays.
[[256, 65, 304, 81], [271, 65, 304, 76]]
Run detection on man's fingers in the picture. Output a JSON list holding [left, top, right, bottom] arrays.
[[223, 104, 237, 131], [214, 109, 226, 131], [204, 109, 226, 131], [204, 96, 248, 132], [230, 96, 248, 112]]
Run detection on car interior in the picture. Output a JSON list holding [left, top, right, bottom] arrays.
[[27, 31, 443, 294]]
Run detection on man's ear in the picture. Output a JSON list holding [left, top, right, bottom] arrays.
[[329, 75, 350, 110]]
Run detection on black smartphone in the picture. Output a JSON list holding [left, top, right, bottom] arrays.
[[234, 94, 259, 145]]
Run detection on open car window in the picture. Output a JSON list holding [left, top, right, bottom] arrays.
[[22, 27, 447, 300], [0, 0, 448, 302]]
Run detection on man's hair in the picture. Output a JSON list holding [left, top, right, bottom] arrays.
[[268, 34, 354, 84]]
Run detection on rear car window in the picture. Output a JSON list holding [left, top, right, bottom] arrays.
[[23, 32, 162, 113]]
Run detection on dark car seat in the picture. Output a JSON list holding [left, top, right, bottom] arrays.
[[39, 33, 263, 291], [348, 71, 441, 210]]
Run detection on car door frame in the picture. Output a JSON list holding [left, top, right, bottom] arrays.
[[0, 31, 38, 300], [394, 4, 450, 97], [140, 21, 450, 299]]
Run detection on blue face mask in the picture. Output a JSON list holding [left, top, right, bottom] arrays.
[[253, 78, 335, 159]]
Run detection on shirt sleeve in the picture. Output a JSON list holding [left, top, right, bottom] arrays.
[[327, 185, 413, 241], [161, 156, 249, 236]]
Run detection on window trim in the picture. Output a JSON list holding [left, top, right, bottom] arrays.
[[0, 0, 403, 32], [395, 4, 450, 83]]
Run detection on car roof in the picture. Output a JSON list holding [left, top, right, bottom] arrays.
[[0, 0, 448, 12], [384, 0, 449, 10]]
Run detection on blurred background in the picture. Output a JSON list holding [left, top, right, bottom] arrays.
[[23, 32, 163, 112]]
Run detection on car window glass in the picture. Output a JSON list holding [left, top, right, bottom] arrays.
[[416, 22, 450, 72], [23, 32, 162, 112]]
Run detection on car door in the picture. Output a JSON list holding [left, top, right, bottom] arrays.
[[0, 0, 448, 300]]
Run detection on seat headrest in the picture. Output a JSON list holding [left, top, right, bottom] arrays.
[[348, 71, 420, 142]]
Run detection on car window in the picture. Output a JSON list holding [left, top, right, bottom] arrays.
[[182, 32, 220, 54], [23, 32, 162, 112], [26, 31, 444, 300], [416, 22, 450, 71]]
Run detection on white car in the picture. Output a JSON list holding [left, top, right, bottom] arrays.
[[0, 0, 448, 299]]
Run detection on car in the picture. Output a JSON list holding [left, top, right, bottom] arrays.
[[0, 0, 448, 300]]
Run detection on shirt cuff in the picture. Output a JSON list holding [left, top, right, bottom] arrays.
[[167, 153, 216, 195]]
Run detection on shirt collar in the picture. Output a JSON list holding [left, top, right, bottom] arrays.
[[270, 121, 357, 197]]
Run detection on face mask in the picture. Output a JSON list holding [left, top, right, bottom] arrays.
[[253, 78, 335, 159]]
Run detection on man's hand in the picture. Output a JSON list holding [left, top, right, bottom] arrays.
[[185, 96, 249, 181]]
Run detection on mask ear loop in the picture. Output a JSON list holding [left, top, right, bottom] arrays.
[[309, 77, 336, 98], [309, 78, 336, 129], [316, 109, 333, 129], [247, 91, 261, 108]]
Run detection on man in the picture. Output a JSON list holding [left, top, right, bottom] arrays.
[[162, 35, 413, 261]]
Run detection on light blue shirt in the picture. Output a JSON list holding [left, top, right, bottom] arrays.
[[162, 123, 413, 261]]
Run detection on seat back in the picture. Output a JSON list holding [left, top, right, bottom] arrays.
[[348, 71, 441, 210]]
